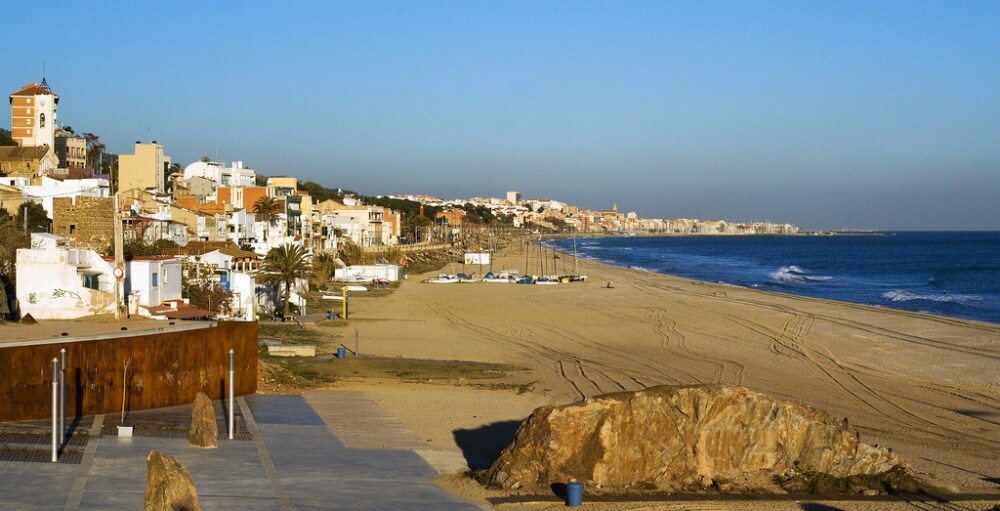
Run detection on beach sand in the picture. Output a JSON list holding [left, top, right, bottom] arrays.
[[319, 247, 1000, 505]]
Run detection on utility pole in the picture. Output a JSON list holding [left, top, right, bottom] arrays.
[[113, 192, 124, 321]]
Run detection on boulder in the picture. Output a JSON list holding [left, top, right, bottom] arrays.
[[487, 384, 904, 492], [144, 450, 200, 511], [188, 392, 218, 448]]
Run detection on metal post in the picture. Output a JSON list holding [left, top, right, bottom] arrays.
[[228, 349, 234, 440], [354, 329, 359, 357], [60, 349, 66, 443], [51, 358, 58, 462]]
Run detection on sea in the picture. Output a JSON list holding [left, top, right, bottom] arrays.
[[549, 232, 1000, 325]]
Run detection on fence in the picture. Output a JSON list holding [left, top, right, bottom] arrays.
[[0, 321, 258, 422]]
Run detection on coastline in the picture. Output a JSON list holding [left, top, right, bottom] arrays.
[[322, 245, 1000, 501], [543, 234, 999, 326]]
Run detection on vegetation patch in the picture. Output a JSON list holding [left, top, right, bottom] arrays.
[[259, 355, 528, 390], [774, 466, 944, 496], [259, 322, 342, 349]]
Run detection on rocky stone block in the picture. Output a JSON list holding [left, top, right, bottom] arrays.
[[188, 392, 218, 448], [144, 450, 200, 511]]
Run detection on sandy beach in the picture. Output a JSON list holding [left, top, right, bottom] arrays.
[[326, 245, 1000, 501]]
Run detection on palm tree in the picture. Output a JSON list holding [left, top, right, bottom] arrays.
[[261, 243, 310, 318], [253, 196, 282, 241]]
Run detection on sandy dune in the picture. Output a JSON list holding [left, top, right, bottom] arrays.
[[342, 249, 1000, 495]]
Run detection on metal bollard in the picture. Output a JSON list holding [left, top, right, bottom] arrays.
[[228, 349, 234, 440], [60, 349, 66, 444], [51, 358, 58, 462]]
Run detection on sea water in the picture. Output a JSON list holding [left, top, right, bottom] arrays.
[[550, 232, 1000, 325]]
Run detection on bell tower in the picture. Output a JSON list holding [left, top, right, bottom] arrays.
[[9, 78, 59, 149]]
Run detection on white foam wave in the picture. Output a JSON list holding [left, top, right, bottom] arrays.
[[882, 290, 983, 304], [768, 265, 833, 284]]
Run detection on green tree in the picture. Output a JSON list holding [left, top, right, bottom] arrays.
[[253, 196, 282, 242], [0, 128, 17, 146], [0, 210, 30, 293], [311, 251, 340, 288], [15, 202, 50, 233], [337, 239, 372, 266], [261, 244, 311, 317], [83, 133, 105, 172], [182, 279, 232, 315], [253, 196, 281, 224]]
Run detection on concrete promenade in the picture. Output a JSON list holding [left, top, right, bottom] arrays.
[[0, 392, 484, 511]]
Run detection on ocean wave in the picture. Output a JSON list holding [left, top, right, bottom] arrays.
[[768, 265, 833, 284], [882, 290, 983, 304]]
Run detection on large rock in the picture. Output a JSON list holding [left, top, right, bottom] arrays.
[[188, 392, 218, 448], [144, 450, 200, 511], [487, 385, 904, 492]]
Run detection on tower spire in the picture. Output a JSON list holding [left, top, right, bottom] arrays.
[[41, 61, 49, 91]]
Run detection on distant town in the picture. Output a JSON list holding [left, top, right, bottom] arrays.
[[0, 78, 801, 324]]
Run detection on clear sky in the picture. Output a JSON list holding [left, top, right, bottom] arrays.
[[4, 1, 998, 230]]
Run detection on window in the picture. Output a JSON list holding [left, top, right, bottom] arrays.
[[151, 272, 159, 288], [39, 113, 45, 128], [81, 274, 99, 290], [69, 224, 76, 234]]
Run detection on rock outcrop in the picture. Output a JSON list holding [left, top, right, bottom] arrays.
[[487, 385, 904, 492], [144, 450, 200, 511], [188, 392, 218, 448]]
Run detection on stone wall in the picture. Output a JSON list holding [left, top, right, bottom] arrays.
[[53, 196, 114, 251]]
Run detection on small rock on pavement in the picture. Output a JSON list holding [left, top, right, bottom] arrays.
[[144, 450, 200, 511], [188, 392, 218, 448]]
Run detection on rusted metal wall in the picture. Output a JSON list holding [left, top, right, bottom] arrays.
[[0, 321, 257, 422]]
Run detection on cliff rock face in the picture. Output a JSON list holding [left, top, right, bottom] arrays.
[[144, 450, 200, 511], [487, 385, 903, 492]]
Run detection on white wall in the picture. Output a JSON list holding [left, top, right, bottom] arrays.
[[126, 259, 182, 310], [15, 247, 116, 319], [22, 177, 110, 219]]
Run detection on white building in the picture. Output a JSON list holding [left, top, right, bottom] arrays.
[[15, 244, 116, 319], [183, 160, 257, 188], [125, 257, 182, 314], [20, 176, 110, 219], [334, 264, 405, 283], [198, 248, 259, 321]]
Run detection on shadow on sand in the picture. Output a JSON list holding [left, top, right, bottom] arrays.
[[800, 504, 845, 511], [452, 420, 521, 470]]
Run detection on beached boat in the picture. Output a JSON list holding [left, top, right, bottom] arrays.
[[425, 274, 459, 283], [516, 276, 534, 285], [484, 270, 518, 283], [535, 276, 559, 285], [456, 273, 480, 283]]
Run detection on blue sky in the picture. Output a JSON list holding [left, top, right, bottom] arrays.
[[3, 1, 998, 230]]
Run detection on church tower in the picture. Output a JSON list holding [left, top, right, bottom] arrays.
[[9, 78, 59, 149]]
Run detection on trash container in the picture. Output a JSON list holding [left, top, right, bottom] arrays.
[[566, 481, 584, 506], [336, 347, 346, 359], [327, 310, 334, 321]]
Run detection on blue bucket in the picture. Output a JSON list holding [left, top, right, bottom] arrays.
[[566, 481, 584, 506], [336, 347, 346, 359]]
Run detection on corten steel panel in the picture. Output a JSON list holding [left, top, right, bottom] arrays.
[[0, 321, 257, 422]]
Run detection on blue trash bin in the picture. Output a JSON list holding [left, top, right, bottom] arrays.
[[566, 481, 584, 506], [336, 347, 346, 359]]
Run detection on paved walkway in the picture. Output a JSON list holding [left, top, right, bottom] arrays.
[[0, 393, 484, 511]]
